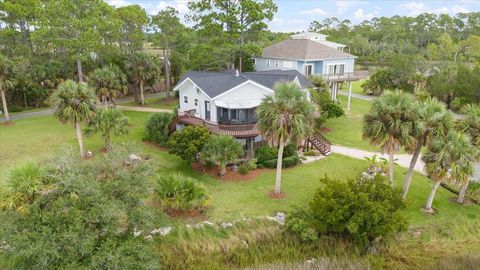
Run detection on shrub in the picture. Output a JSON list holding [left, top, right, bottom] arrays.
[[144, 113, 173, 146], [201, 135, 243, 176], [155, 172, 208, 212], [283, 142, 297, 158], [238, 164, 250, 175], [262, 156, 300, 169], [303, 150, 320, 157], [322, 101, 345, 118], [167, 126, 211, 164], [246, 158, 257, 170], [285, 207, 318, 241], [255, 145, 278, 164], [466, 181, 480, 202], [287, 175, 407, 247]]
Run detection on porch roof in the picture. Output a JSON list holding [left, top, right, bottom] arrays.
[[214, 99, 261, 109]]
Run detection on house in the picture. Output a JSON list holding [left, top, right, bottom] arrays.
[[172, 69, 331, 157], [253, 32, 368, 110]]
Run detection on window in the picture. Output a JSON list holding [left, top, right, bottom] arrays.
[[230, 109, 237, 120], [328, 64, 345, 75], [183, 96, 188, 104], [275, 60, 279, 68], [304, 64, 313, 76], [267, 59, 271, 67], [194, 99, 199, 106], [252, 58, 256, 64]]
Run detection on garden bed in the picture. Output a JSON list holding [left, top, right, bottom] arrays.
[[191, 162, 269, 181]]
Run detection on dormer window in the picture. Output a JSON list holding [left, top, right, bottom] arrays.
[[267, 59, 271, 67], [275, 60, 279, 68], [184, 96, 188, 104]]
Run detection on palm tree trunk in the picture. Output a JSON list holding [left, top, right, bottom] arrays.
[[77, 58, 83, 83], [389, 151, 395, 187], [139, 80, 145, 105], [402, 135, 424, 198], [219, 162, 226, 178], [163, 49, 170, 99], [425, 180, 442, 211], [457, 181, 469, 204], [0, 87, 10, 122], [275, 141, 285, 194], [75, 121, 85, 157], [105, 134, 111, 151]]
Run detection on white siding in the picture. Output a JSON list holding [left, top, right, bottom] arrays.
[[322, 58, 355, 74], [214, 82, 272, 104], [177, 80, 217, 122]]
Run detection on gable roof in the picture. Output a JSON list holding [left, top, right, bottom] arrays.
[[261, 39, 355, 61], [175, 70, 315, 99]]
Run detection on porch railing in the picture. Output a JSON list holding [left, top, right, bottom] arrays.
[[321, 70, 369, 82]]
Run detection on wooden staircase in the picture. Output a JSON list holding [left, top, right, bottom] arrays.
[[308, 133, 332, 156]]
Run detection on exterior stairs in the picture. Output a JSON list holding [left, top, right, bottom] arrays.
[[308, 133, 332, 156]]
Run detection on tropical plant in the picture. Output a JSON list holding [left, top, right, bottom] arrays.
[[0, 54, 15, 122], [422, 131, 478, 211], [286, 175, 407, 246], [408, 72, 427, 94], [143, 113, 173, 146], [257, 81, 315, 194], [89, 65, 127, 106], [455, 104, 480, 203], [201, 135, 243, 177], [84, 108, 129, 150], [402, 97, 453, 198], [154, 172, 208, 212], [167, 125, 211, 164], [0, 163, 43, 213], [363, 90, 420, 186], [361, 69, 395, 96], [124, 52, 159, 105], [50, 80, 97, 157]]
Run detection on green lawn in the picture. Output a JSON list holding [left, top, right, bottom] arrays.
[[339, 79, 366, 94], [119, 96, 178, 110]]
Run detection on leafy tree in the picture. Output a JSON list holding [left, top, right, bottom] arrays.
[[124, 52, 159, 105], [361, 69, 394, 96], [0, 54, 15, 122], [50, 80, 97, 157], [154, 172, 208, 212], [422, 131, 478, 211], [363, 91, 419, 186], [201, 134, 243, 177], [257, 82, 315, 194], [167, 125, 211, 164], [89, 65, 127, 106], [286, 175, 407, 246], [143, 113, 173, 146], [84, 108, 129, 151], [402, 97, 453, 199], [0, 146, 159, 269], [116, 5, 148, 54]]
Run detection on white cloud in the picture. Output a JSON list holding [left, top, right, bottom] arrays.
[[401, 1, 427, 16], [400, 2, 470, 16], [105, 0, 130, 7], [298, 8, 327, 15], [335, 1, 361, 14], [451, 5, 469, 14], [150, 0, 194, 15], [354, 8, 374, 21], [269, 17, 308, 32]]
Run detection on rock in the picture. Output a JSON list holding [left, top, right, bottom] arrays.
[[151, 226, 172, 236], [220, 222, 233, 229], [232, 164, 239, 172], [126, 154, 142, 165], [194, 223, 203, 229], [202, 221, 215, 226], [133, 229, 142, 237], [240, 240, 249, 249], [275, 212, 286, 225], [144, 235, 153, 241], [86, 151, 93, 158]]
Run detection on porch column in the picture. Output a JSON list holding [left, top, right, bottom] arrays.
[[249, 138, 254, 158], [347, 81, 352, 111]]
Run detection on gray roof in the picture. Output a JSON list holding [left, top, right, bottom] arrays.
[[261, 39, 355, 60], [176, 70, 315, 98]]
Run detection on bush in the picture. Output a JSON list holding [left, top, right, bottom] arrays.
[[246, 158, 257, 170], [167, 126, 211, 164], [283, 142, 297, 158], [262, 156, 300, 169], [287, 175, 408, 247], [285, 207, 318, 241], [322, 101, 345, 118], [255, 145, 278, 164], [155, 172, 208, 212], [201, 135, 243, 176], [303, 150, 320, 157], [144, 113, 173, 146], [238, 164, 250, 175]]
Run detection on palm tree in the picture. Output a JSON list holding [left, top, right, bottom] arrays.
[[0, 54, 15, 122], [363, 90, 419, 187], [409, 72, 427, 94], [422, 131, 478, 212], [257, 81, 315, 194], [50, 80, 97, 157], [89, 65, 127, 107], [124, 52, 158, 106], [456, 104, 480, 203], [84, 108, 129, 151], [201, 135, 243, 177], [402, 97, 453, 199]]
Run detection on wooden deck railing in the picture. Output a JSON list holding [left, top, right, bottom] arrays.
[[321, 70, 369, 82], [177, 110, 260, 138]]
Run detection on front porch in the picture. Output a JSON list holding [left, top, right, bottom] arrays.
[[217, 107, 257, 125]]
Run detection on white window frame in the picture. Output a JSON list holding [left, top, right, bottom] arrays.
[[183, 95, 188, 104], [194, 98, 199, 106], [267, 59, 271, 67], [327, 63, 346, 75], [274, 60, 280, 68], [304, 64, 313, 76]]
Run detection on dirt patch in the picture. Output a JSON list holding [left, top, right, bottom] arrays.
[[421, 207, 438, 215], [191, 162, 269, 181], [268, 190, 288, 199], [0, 121, 15, 126], [99, 147, 108, 153], [448, 197, 472, 206], [166, 208, 205, 219], [320, 127, 332, 133]]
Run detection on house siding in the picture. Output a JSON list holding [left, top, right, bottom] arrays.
[[177, 80, 217, 122], [322, 58, 355, 74], [254, 57, 296, 71], [255, 57, 355, 76]]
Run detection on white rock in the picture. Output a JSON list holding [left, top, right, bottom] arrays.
[[86, 151, 93, 158], [220, 222, 233, 229], [133, 229, 142, 237], [275, 212, 286, 224], [202, 221, 215, 226], [144, 235, 153, 241]]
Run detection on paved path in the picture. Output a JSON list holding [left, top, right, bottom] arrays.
[[0, 93, 167, 122], [331, 145, 425, 174], [338, 90, 376, 102], [114, 105, 173, 113]]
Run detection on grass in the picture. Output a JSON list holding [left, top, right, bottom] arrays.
[[339, 79, 366, 94], [120, 96, 178, 110]]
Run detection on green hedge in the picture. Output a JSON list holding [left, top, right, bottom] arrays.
[[261, 156, 300, 169]]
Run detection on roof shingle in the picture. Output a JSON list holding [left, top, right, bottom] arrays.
[[262, 39, 355, 60]]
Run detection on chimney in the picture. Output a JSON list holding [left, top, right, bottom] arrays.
[[235, 69, 239, 77]]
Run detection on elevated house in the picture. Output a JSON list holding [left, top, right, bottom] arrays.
[[252, 32, 368, 110], [172, 69, 332, 157]]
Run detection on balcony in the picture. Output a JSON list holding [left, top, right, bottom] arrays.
[[321, 70, 369, 82], [177, 110, 260, 138]]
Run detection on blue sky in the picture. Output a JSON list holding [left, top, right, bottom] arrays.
[[106, 0, 480, 32]]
